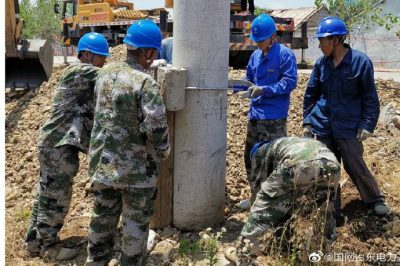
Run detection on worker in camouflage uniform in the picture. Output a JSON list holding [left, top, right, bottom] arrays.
[[25, 32, 109, 256], [242, 14, 297, 187], [85, 20, 170, 266], [241, 137, 340, 240]]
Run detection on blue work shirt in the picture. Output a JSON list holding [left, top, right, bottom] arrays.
[[158, 37, 173, 64], [245, 43, 297, 120], [303, 45, 380, 138]]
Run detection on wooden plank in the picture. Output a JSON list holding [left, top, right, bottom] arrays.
[[150, 110, 174, 229], [6, 0, 17, 57]]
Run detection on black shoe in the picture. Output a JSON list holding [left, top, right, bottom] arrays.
[[335, 212, 345, 227], [373, 201, 389, 216], [325, 207, 337, 240]]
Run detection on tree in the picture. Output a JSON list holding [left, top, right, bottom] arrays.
[[19, 0, 60, 40], [254, 7, 272, 16], [19, 0, 34, 39], [315, 0, 399, 37]]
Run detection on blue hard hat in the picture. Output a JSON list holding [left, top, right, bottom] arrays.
[[77, 32, 109, 57], [250, 14, 277, 42], [123, 20, 162, 50], [315, 16, 348, 38]]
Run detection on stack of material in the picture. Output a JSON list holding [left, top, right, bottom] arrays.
[[113, 9, 145, 21]]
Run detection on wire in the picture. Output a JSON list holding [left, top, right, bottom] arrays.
[[371, 60, 400, 64], [307, 36, 400, 41]]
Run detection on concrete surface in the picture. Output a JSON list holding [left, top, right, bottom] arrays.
[[172, 0, 229, 230]]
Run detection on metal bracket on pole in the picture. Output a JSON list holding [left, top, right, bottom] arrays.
[[157, 66, 187, 111]]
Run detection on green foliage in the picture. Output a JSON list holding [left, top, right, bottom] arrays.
[[177, 228, 226, 266], [177, 238, 201, 264], [200, 237, 219, 266], [15, 208, 31, 223], [315, 0, 400, 36], [19, 0, 60, 40], [254, 7, 272, 16]]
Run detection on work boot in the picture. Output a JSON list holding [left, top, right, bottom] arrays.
[[121, 253, 146, 266], [237, 199, 251, 211], [24, 238, 41, 257], [39, 244, 61, 260], [240, 223, 267, 239], [373, 201, 389, 216], [334, 186, 343, 225], [325, 207, 337, 240], [25, 227, 41, 257], [320, 202, 337, 240], [84, 261, 106, 266]]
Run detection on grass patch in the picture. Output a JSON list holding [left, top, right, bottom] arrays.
[[15, 208, 31, 223], [176, 228, 226, 265]]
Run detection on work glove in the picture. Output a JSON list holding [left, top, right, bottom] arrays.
[[239, 86, 264, 99], [303, 125, 314, 138], [357, 128, 372, 142], [157, 146, 171, 160], [150, 59, 167, 70], [249, 86, 264, 98], [238, 89, 252, 99]]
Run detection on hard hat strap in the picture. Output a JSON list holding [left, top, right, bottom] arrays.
[[141, 48, 153, 66], [328, 37, 340, 58], [89, 52, 95, 64]]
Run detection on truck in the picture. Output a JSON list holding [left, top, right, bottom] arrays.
[[6, 0, 54, 89], [56, 0, 159, 46], [57, 0, 308, 68], [229, 0, 308, 67]]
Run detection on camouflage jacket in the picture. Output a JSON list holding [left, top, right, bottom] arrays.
[[89, 59, 170, 188], [251, 137, 339, 186], [38, 62, 99, 153]]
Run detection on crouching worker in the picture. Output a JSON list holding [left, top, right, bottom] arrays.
[[241, 137, 340, 240], [25, 32, 109, 256], [85, 20, 170, 266]]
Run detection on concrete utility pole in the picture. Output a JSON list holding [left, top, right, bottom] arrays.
[[172, 0, 230, 230]]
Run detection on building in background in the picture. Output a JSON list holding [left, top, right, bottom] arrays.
[[272, 1, 400, 69], [271, 6, 329, 67]]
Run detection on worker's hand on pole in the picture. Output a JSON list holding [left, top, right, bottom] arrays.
[[357, 128, 372, 142], [150, 59, 167, 70], [302, 125, 314, 138]]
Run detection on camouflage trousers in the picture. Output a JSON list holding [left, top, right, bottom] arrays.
[[86, 182, 157, 266], [241, 158, 340, 238], [244, 119, 287, 193], [25, 145, 80, 254]]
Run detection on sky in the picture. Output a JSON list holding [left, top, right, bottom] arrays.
[[134, 0, 317, 10]]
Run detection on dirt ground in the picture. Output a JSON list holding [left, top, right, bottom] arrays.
[[5, 46, 400, 265]]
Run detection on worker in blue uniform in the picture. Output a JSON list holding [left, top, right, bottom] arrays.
[[242, 14, 297, 199], [302, 16, 389, 217], [160, 37, 173, 64]]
